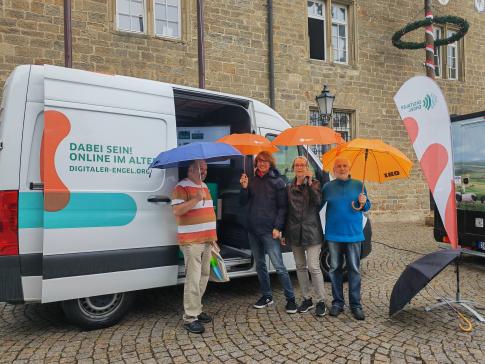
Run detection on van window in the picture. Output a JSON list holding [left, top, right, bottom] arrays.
[[265, 134, 301, 183]]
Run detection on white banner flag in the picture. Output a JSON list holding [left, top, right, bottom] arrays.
[[394, 76, 458, 248]]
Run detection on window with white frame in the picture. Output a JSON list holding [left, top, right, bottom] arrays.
[[116, 0, 146, 33], [332, 4, 348, 63], [432, 27, 462, 80], [447, 30, 458, 80], [308, 0, 326, 61], [154, 0, 181, 39], [332, 111, 352, 141], [308, 109, 352, 157], [433, 27, 442, 78], [309, 108, 326, 156]]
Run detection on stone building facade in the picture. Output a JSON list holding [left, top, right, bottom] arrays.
[[1, 0, 485, 221]]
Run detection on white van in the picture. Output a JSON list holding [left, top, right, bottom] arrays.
[[1, 65, 345, 329]]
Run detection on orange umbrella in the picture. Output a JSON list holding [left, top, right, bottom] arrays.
[[216, 133, 278, 173], [322, 138, 413, 210], [271, 125, 345, 146], [217, 133, 279, 155]]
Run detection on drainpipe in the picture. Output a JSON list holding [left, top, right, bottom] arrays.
[[268, 0, 275, 108], [197, 0, 206, 88], [64, 0, 72, 68]]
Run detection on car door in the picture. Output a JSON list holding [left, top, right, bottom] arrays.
[[40, 66, 179, 303]]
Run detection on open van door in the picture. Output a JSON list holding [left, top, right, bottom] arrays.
[[40, 66, 180, 308]]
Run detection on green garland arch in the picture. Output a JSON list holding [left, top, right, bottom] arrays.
[[392, 16, 469, 50]]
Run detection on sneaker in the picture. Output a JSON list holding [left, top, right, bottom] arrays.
[[184, 320, 205, 334], [329, 305, 343, 317], [197, 312, 212, 323], [286, 298, 298, 314], [351, 307, 365, 320], [297, 298, 314, 313], [315, 301, 328, 317], [254, 296, 274, 309]]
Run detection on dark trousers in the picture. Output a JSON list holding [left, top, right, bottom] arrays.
[[327, 241, 362, 309]]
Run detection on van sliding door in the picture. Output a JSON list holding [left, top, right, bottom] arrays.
[[41, 66, 179, 303]]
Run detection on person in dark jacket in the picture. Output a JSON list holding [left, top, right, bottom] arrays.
[[284, 156, 327, 316], [240, 151, 297, 313]]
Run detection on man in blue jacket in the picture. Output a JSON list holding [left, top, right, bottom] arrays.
[[322, 157, 370, 320], [240, 151, 297, 313]]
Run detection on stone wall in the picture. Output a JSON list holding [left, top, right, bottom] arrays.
[[1, 0, 484, 221]]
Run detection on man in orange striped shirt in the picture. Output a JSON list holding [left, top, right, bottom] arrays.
[[171, 159, 216, 334]]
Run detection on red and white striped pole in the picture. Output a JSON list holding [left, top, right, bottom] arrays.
[[424, 0, 435, 79]]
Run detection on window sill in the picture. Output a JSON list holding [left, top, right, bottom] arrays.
[[153, 34, 185, 44], [112, 30, 186, 44], [113, 30, 149, 39], [309, 58, 357, 69], [309, 57, 327, 64]]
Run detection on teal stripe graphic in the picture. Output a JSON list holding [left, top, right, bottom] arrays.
[[18, 192, 43, 228], [19, 192, 137, 229]]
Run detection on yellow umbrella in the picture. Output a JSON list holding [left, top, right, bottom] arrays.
[[322, 138, 413, 210]]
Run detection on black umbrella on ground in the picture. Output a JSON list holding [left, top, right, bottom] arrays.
[[389, 249, 461, 316], [389, 249, 473, 332]]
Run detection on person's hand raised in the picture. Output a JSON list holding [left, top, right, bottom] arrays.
[[304, 167, 313, 185], [240, 173, 249, 189]]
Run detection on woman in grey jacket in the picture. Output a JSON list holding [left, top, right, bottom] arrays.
[[284, 156, 327, 316]]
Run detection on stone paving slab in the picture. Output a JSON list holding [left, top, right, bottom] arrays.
[[1, 222, 484, 363]]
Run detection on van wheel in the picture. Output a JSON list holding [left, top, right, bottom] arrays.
[[61, 292, 135, 330], [320, 248, 347, 282]]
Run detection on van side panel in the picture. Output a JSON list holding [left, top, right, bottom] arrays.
[[16, 66, 45, 302], [0, 66, 31, 303], [40, 66, 179, 303], [0, 66, 30, 190]]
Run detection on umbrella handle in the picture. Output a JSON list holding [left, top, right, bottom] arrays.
[[458, 312, 473, 333], [198, 163, 205, 206], [351, 149, 368, 211], [351, 201, 364, 211]]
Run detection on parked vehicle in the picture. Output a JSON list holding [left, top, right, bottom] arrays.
[[0, 65, 371, 329], [434, 111, 485, 257]]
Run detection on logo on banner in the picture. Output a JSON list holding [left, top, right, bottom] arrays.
[[399, 93, 437, 113], [423, 93, 437, 110]]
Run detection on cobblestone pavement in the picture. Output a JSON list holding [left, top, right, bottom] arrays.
[[1, 222, 484, 363]]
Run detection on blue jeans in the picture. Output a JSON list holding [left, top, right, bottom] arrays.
[[248, 232, 295, 301], [327, 241, 362, 310]]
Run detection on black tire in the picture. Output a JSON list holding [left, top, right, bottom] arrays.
[[61, 291, 135, 330]]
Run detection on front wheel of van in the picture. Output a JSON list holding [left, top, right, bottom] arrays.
[[61, 292, 135, 330]]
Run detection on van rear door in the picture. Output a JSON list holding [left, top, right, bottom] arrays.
[[40, 66, 179, 303]]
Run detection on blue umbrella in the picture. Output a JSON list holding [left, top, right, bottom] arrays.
[[149, 142, 242, 169]]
